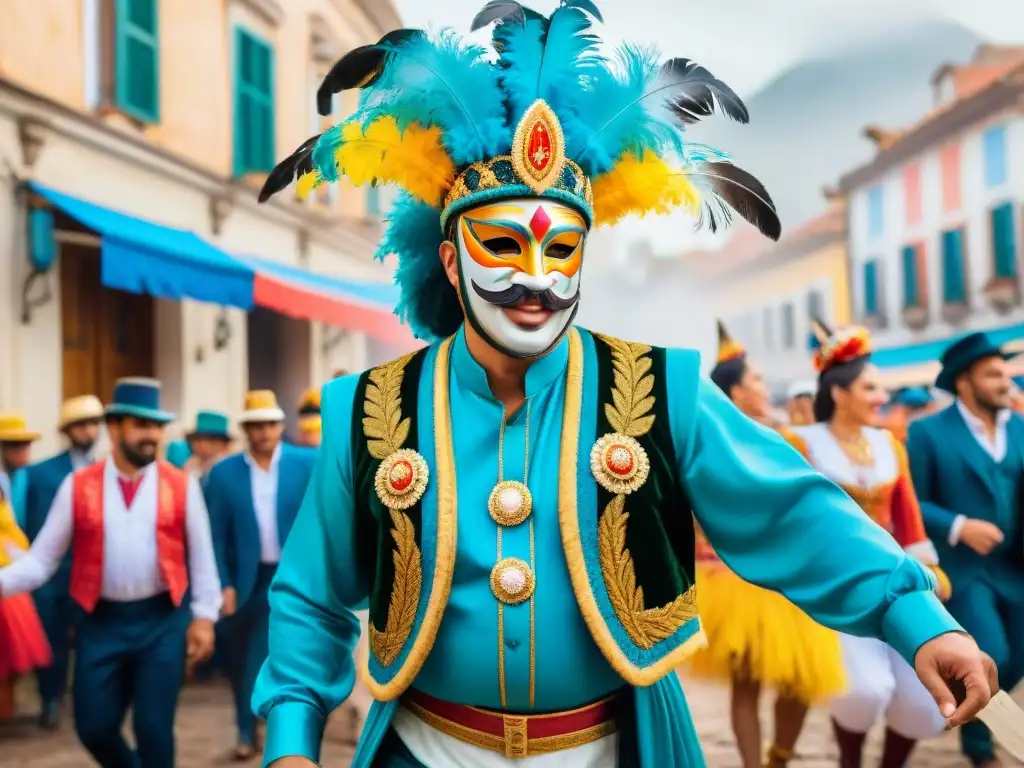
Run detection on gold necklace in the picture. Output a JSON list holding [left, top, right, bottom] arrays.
[[490, 401, 536, 709], [831, 427, 875, 467]]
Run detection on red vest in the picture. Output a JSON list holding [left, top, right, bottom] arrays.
[[69, 460, 190, 613]]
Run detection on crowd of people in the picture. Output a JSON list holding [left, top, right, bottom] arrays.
[[692, 321, 1023, 768], [0, 378, 337, 765]]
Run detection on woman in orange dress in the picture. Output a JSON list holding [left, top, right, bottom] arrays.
[[789, 320, 951, 768], [688, 321, 845, 768], [0, 483, 52, 719]]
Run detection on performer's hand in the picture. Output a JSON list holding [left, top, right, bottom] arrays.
[[959, 519, 1004, 555], [221, 587, 238, 617], [915, 631, 998, 728], [186, 618, 216, 666]]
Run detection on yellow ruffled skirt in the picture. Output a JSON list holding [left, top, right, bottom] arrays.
[[687, 562, 846, 703]]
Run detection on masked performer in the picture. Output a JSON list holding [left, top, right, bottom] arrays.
[[689, 322, 843, 768], [789, 320, 952, 768], [253, 4, 993, 767]]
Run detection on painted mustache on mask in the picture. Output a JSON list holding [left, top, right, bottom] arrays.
[[471, 281, 580, 312]]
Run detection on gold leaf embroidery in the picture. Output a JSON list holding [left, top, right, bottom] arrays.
[[369, 508, 424, 666], [598, 495, 698, 650], [363, 352, 422, 667], [600, 336, 656, 437], [363, 353, 415, 460]]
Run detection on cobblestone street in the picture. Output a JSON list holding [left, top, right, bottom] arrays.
[[1, 676, 1020, 766]]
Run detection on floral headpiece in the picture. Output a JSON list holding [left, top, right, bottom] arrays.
[[811, 318, 872, 373], [258, 0, 781, 342]]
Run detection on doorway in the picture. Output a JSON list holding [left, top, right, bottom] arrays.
[[59, 243, 155, 403], [246, 307, 311, 438]]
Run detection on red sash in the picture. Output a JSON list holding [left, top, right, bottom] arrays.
[[69, 460, 190, 612]]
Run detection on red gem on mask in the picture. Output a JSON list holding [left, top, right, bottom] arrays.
[[527, 122, 553, 172], [529, 206, 552, 240]]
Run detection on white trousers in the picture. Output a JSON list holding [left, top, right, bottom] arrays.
[[830, 634, 946, 740], [391, 707, 619, 767]]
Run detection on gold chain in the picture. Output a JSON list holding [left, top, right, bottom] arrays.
[[496, 400, 534, 709], [830, 427, 875, 468]]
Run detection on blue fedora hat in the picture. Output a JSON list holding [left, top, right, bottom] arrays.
[[935, 332, 1010, 393], [187, 410, 232, 440], [889, 386, 934, 410], [105, 377, 175, 424]]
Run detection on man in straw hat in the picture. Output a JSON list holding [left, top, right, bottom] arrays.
[[0, 377, 220, 767], [908, 332, 1024, 767], [0, 411, 42, 503], [252, 3, 1001, 766], [296, 387, 322, 448], [11, 394, 104, 728], [205, 390, 315, 760]]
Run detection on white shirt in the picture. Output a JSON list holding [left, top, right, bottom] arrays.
[[948, 400, 1013, 546], [244, 444, 282, 564], [0, 459, 222, 621]]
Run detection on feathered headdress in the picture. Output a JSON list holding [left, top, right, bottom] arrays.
[[811, 317, 873, 373], [260, 0, 782, 341]]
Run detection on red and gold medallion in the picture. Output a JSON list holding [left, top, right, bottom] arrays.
[[375, 448, 430, 510], [590, 433, 650, 495], [511, 100, 566, 195], [488, 480, 533, 527], [490, 557, 536, 605]]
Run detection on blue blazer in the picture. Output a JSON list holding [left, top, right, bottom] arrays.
[[206, 444, 316, 607], [12, 452, 76, 597], [907, 404, 1024, 599]]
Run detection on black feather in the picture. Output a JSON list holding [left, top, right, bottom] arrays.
[[660, 58, 749, 126], [561, 0, 603, 22], [258, 134, 321, 203], [701, 162, 781, 241], [471, 0, 526, 31], [316, 28, 424, 116]]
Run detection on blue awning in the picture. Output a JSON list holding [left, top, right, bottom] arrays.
[[29, 182, 254, 309], [873, 323, 1024, 368]]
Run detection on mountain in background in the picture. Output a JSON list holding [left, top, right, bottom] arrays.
[[689, 20, 983, 232]]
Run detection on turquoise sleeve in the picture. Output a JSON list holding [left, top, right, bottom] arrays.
[[666, 350, 961, 665], [253, 375, 370, 766]]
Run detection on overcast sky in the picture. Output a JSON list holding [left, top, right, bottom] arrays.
[[392, 0, 1022, 96]]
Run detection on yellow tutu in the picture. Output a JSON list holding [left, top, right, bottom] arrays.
[[687, 562, 846, 703]]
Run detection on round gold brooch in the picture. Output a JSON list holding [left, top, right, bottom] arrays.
[[590, 433, 650, 495], [374, 448, 429, 510], [490, 557, 535, 605], [487, 480, 533, 527]]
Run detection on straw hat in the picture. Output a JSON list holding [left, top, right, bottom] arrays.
[[297, 387, 321, 416], [0, 412, 42, 443], [58, 395, 105, 430], [239, 390, 285, 424]]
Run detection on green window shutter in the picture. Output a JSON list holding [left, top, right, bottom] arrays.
[[901, 245, 919, 307], [233, 27, 276, 176], [115, 0, 160, 123], [942, 229, 966, 303], [863, 259, 878, 315], [991, 202, 1017, 278]]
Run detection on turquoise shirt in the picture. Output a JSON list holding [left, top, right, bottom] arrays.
[[255, 326, 960, 767]]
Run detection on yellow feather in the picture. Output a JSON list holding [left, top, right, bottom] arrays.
[[296, 171, 320, 200], [591, 151, 701, 227], [335, 117, 456, 208]]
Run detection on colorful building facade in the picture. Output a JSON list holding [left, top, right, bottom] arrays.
[[685, 202, 851, 396], [0, 0, 411, 451], [839, 45, 1024, 386]]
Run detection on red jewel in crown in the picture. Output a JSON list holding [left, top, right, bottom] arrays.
[[512, 100, 566, 195], [375, 448, 429, 510], [590, 433, 650, 495]]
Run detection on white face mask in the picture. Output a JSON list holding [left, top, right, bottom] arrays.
[[455, 197, 587, 358]]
